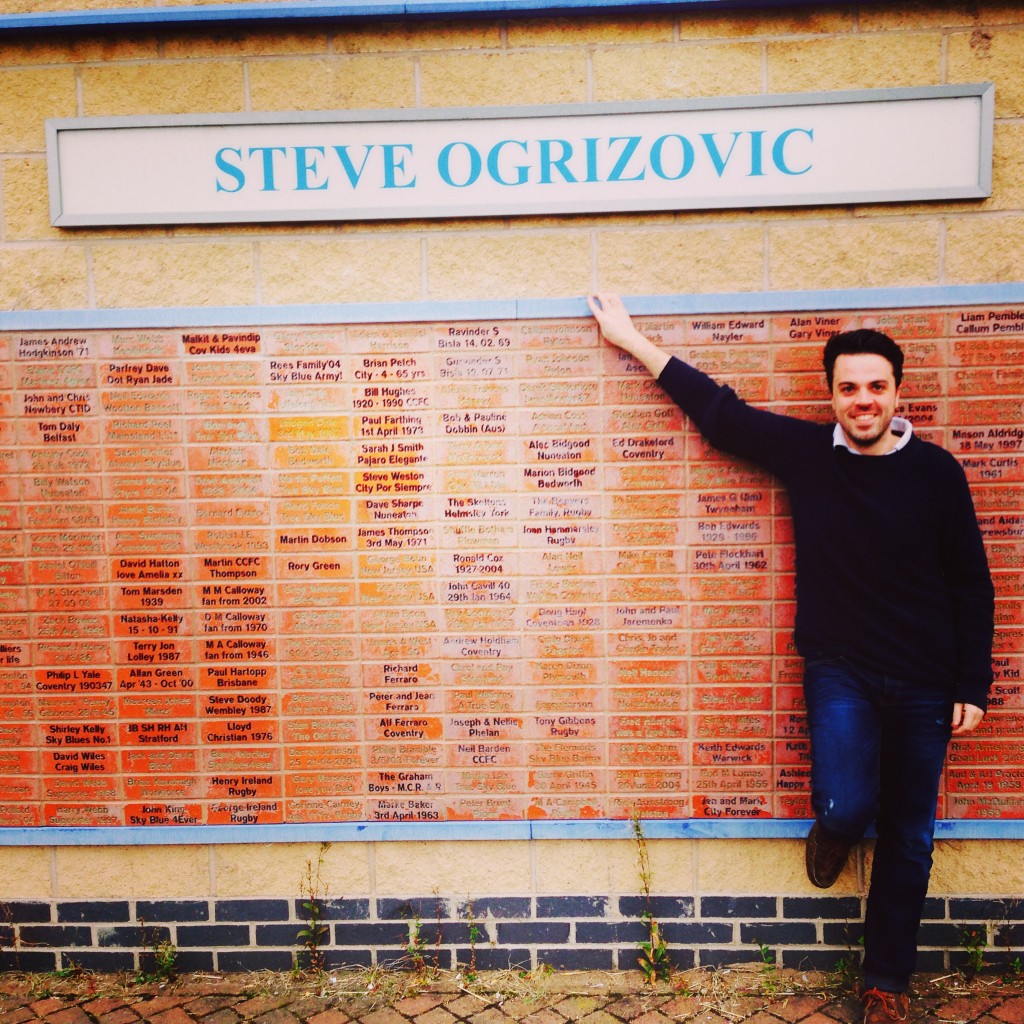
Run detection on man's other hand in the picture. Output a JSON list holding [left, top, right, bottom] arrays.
[[951, 702, 985, 735]]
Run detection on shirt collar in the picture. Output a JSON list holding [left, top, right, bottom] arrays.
[[832, 416, 913, 456]]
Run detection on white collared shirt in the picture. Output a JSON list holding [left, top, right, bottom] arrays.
[[832, 416, 913, 455]]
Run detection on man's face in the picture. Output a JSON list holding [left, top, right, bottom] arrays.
[[830, 353, 901, 456]]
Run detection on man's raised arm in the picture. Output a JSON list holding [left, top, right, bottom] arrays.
[[587, 292, 671, 378]]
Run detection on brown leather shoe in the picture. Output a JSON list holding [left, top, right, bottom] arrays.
[[805, 820, 854, 888], [861, 987, 910, 1024]]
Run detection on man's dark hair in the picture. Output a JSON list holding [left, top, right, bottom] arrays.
[[822, 328, 904, 390]]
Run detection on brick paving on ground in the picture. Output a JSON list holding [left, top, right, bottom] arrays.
[[2, 970, 1023, 1024]]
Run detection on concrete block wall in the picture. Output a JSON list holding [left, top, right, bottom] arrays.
[[2, 838, 1024, 974], [1, 1, 1023, 974]]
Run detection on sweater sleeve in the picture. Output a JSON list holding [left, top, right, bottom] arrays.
[[940, 459, 995, 709], [656, 355, 818, 478]]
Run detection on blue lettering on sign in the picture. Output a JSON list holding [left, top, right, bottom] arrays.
[[213, 126, 814, 195]]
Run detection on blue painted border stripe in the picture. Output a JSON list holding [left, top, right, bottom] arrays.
[[0, 818, 1020, 845], [4, 282, 1024, 332], [2, 280, 1023, 846], [1, 0, 824, 33]]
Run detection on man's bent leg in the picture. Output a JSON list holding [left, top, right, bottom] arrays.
[[802, 659, 883, 887], [861, 680, 952, 994]]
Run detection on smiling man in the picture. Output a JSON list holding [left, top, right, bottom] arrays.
[[588, 293, 995, 1024]]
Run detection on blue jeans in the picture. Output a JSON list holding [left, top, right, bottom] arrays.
[[803, 656, 953, 993]]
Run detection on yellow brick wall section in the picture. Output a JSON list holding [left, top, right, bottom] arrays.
[[258, 237, 424, 306], [248, 55, 417, 112], [90, 242, 257, 308], [10, 838, 1023, 900]]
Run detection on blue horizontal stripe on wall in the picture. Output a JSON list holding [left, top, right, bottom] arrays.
[[1, 0, 851, 34], [3, 282, 1024, 332], [0, 817, 1022, 846]]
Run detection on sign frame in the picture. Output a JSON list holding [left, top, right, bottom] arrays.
[[46, 84, 994, 228]]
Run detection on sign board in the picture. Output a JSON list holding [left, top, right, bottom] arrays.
[[47, 85, 993, 227]]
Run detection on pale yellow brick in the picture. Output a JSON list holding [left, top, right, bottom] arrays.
[[0, 847, 52, 900], [249, 55, 416, 113], [767, 33, 941, 93], [427, 231, 591, 301], [948, 26, 1024, 118], [163, 28, 329, 60], [989, 123, 1024, 211], [768, 220, 940, 292], [859, 4, 979, 31], [80, 61, 245, 117], [55, 845, 211, 899], [696, 838, 860, 894], [597, 225, 765, 298], [336, 20, 502, 53], [420, 51, 587, 108], [0, 31, 159, 66], [0, 67, 77, 152], [930, 839, 1024, 894], [592, 42, 762, 103], [945, 214, 1024, 283], [215, 841, 371, 897], [3, 158, 61, 241], [92, 241, 255, 308], [374, 840, 531, 895], [0, 246, 89, 310], [677, 10, 854, 39], [535, 838, 695, 895], [507, 16, 673, 48], [260, 237, 422, 306]]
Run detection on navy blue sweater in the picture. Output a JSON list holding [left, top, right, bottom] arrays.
[[659, 356, 995, 709]]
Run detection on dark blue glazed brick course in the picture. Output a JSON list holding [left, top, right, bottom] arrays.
[[538, 947, 614, 971], [616, 946, 695, 971], [496, 922, 570, 945], [661, 921, 733, 945], [335, 921, 410, 945], [218, 949, 294, 972], [19, 925, 93, 947], [216, 899, 290, 922], [174, 950, 216, 973], [99, 925, 170, 948], [822, 921, 863, 946], [3, 902, 51, 923], [618, 896, 694, 919], [302, 898, 371, 921], [0, 951, 57, 972], [377, 897, 450, 920], [783, 896, 861, 919], [537, 896, 608, 918], [781, 948, 851, 971], [137, 900, 209, 923], [255, 924, 305, 946], [918, 923, 972, 946], [177, 924, 251, 948], [950, 897, 1024, 920], [453, 946, 531, 971], [701, 896, 776, 919], [64, 951, 135, 973], [456, 897, 531, 919], [576, 920, 649, 944], [700, 948, 764, 969], [57, 901, 131, 923], [740, 921, 817, 945]]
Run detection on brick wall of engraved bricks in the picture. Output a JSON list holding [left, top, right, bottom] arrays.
[[1, 895, 1023, 975]]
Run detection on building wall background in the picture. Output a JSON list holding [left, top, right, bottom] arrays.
[[1, 2, 1023, 975]]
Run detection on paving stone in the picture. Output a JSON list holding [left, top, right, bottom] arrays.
[[307, 1010, 352, 1024], [518, 1009, 566, 1024], [932, 997, 1000, 1022], [45, 1008, 93, 1024], [992, 997, 1024, 1024], [438, 997, 486, 1020], [468, 1009, 516, 1024], [627, 1009, 675, 1024], [360, 1008, 415, 1024], [199, 1011, 242, 1024], [393, 997, 445, 1017], [250, 1009, 303, 1024], [550, 999, 603, 1022], [412, 1009, 457, 1024], [184, 996, 244, 1017], [145, 1007, 199, 1024], [0, 1008, 38, 1024], [767, 995, 830, 1022], [97, 1007, 142, 1024], [29, 1000, 67, 1017]]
